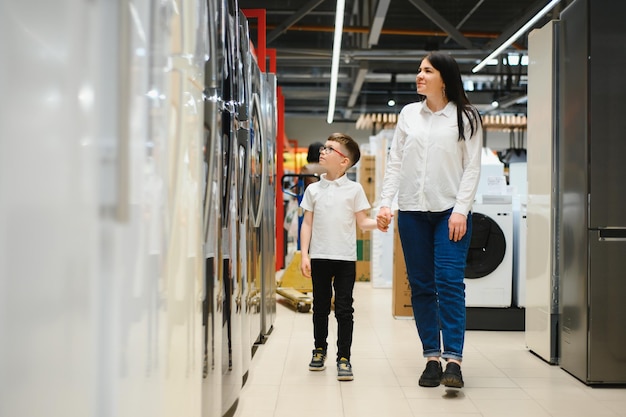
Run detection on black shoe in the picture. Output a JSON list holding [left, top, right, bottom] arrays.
[[418, 360, 443, 387], [309, 348, 327, 371], [337, 357, 354, 381], [441, 362, 464, 388]]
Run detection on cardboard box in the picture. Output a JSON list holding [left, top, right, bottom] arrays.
[[358, 155, 376, 202], [361, 181, 375, 203], [359, 154, 375, 172], [356, 216, 372, 282], [356, 260, 371, 282], [392, 214, 413, 317]]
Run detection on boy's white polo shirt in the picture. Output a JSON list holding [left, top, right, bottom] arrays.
[[300, 173, 370, 261]]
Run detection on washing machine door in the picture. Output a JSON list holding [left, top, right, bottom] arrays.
[[465, 213, 507, 278]]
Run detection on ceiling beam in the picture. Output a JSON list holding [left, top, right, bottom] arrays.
[[444, 0, 486, 44], [343, 0, 381, 119], [368, 0, 391, 46], [275, 47, 496, 58], [344, 63, 369, 118], [266, 0, 327, 44], [406, 0, 473, 49], [484, 0, 554, 51], [347, 64, 369, 107], [274, 47, 518, 62]]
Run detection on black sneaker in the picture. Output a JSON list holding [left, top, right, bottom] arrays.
[[418, 360, 443, 387], [309, 348, 327, 371], [440, 362, 464, 388], [337, 357, 354, 381]]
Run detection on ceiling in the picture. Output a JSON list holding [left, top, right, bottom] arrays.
[[237, 0, 571, 122]]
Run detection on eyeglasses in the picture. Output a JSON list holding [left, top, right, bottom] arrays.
[[319, 145, 348, 159]]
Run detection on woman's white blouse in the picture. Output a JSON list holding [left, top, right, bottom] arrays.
[[380, 101, 482, 216]]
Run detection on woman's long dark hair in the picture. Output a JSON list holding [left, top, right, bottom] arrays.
[[306, 141, 324, 163], [421, 52, 482, 141]]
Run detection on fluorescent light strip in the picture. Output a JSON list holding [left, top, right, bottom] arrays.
[[327, 0, 346, 124], [472, 0, 561, 73]]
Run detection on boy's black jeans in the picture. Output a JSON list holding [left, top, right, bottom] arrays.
[[310, 259, 356, 362]]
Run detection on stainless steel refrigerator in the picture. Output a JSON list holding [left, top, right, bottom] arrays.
[[559, 0, 626, 384]]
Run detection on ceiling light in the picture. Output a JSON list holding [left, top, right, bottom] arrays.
[[472, 0, 561, 73], [327, 0, 346, 124], [387, 98, 396, 107]]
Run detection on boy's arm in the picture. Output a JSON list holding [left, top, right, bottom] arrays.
[[356, 209, 377, 231], [299, 210, 314, 278]]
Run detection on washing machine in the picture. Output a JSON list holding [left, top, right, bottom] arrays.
[[464, 198, 513, 307]]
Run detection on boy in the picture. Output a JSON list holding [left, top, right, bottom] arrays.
[[299, 133, 377, 381]]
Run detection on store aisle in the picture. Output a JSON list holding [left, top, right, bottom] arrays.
[[233, 282, 626, 417]]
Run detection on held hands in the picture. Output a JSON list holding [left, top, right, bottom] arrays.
[[375, 207, 466, 240], [376, 207, 393, 232]]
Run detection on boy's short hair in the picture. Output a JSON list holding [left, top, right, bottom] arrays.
[[327, 132, 361, 167]]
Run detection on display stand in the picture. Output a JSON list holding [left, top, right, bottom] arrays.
[[466, 307, 525, 331]]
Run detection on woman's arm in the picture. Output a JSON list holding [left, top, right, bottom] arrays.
[[454, 111, 482, 216]]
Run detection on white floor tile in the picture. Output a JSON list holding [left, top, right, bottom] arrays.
[[232, 281, 626, 417]]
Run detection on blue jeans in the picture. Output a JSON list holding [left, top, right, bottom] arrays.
[[311, 259, 355, 361], [397, 209, 472, 361]]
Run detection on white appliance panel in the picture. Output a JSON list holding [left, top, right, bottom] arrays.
[[525, 20, 559, 364], [465, 203, 513, 308]]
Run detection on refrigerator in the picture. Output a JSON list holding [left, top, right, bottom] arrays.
[[559, 0, 626, 384], [260, 72, 277, 339], [2, 1, 208, 417], [525, 20, 560, 365]]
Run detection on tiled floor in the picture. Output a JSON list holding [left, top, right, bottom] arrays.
[[234, 282, 626, 417]]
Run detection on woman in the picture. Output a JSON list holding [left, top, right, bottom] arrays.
[[300, 141, 327, 188], [376, 53, 482, 388]]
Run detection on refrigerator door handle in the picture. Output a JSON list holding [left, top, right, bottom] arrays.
[[598, 229, 626, 241]]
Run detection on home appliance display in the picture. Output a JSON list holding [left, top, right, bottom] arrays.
[[558, 0, 626, 384], [508, 162, 527, 308], [513, 202, 527, 308], [464, 201, 513, 308], [1, 1, 278, 417], [525, 20, 560, 365]]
